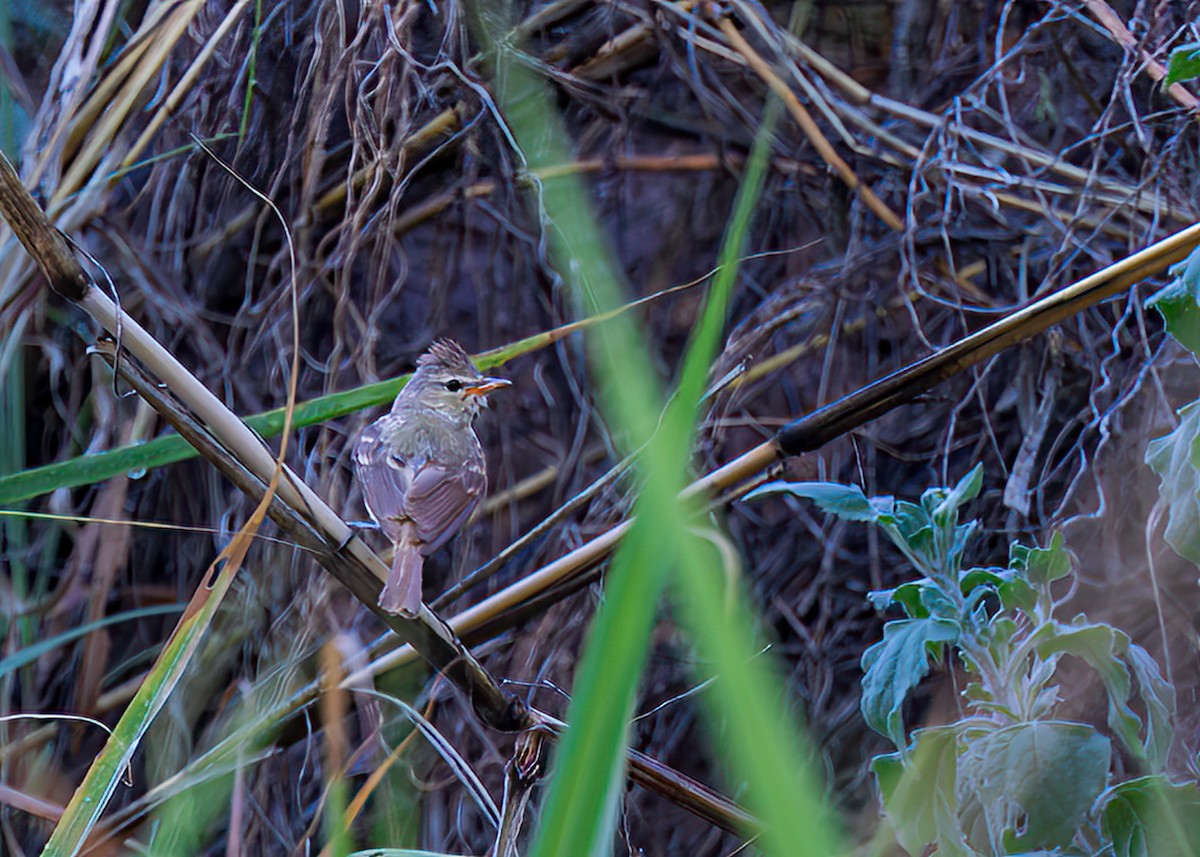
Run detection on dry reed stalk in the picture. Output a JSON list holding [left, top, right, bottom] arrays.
[[1082, 0, 1200, 110], [121, 0, 257, 174], [774, 29, 1192, 220], [717, 17, 904, 232], [350, 216, 1200, 680], [57, 1, 209, 202]]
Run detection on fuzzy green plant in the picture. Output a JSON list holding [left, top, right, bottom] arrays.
[[749, 468, 1191, 856], [1146, 246, 1200, 568]]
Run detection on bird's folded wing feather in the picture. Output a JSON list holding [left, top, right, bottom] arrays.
[[353, 423, 415, 542], [404, 463, 486, 552]]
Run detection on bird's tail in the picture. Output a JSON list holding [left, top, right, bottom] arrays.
[[380, 539, 424, 616]]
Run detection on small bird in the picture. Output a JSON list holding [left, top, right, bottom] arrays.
[[354, 339, 510, 616]]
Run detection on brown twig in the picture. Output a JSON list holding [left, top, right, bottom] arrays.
[[716, 17, 905, 232], [391, 152, 770, 237], [570, 0, 698, 79], [1082, 0, 1200, 110]]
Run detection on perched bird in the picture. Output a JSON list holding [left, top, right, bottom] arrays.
[[354, 339, 510, 616]]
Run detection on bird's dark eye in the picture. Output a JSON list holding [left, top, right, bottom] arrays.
[[444, 379, 464, 392]]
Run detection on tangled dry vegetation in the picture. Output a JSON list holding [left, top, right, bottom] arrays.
[[4, 0, 1200, 853]]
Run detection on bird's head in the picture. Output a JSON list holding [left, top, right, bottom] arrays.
[[397, 339, 511, 424]]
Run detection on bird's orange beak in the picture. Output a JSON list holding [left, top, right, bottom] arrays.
[[464, 377, 512, 397]]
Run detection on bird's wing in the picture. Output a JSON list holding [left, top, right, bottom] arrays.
[[403, 462, 486, 553], [353, 421, 416, 543]]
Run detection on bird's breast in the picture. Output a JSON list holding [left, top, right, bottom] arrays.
[[380, 410, 483, 467]]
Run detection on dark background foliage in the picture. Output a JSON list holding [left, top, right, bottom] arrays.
[[3, 0, 1200, 853]]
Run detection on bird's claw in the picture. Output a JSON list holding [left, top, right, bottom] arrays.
[[336, 520, 379, 551]]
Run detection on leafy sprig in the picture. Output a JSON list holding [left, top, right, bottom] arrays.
[[748, 468, 1182, 855]]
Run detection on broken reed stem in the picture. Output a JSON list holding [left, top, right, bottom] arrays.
[[716, 17, 904, 232], [0, 150, 518, 726]]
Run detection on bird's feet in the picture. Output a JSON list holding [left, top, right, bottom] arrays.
[[336, 520, 380, 551]]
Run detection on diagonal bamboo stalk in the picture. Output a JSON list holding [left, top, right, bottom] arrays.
[[770, 220, 1200, 455], [0, 149, 518, 722], [351, 215, 1200, 678]]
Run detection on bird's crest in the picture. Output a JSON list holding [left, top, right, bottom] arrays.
[[418, 338, 476, 373]]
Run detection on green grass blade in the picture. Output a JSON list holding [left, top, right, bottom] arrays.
[[0, 380, 400, 505], [668, 96, 842, 855], [493, 39, 842, 853], [238, 0, 264, 142], [39, 561, 243, 856], [140, 659, 297, 854], [530, 519, 681, 856], [491, 58, 677, 855], [0, 603, 183, 679], [665, 98, 778, 455], [0, 0, 23, 160], [675, 533, 842, 856], [487, 41, 780, 857], [0, 302, 682, 505]]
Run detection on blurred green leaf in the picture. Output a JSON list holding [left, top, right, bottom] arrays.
[[1147, 248, 1200, 355], [1146, 400, 1200, 565], [861, 617, 960, 748], [483, 24, 843, 854], [1166, 42, 1200, 86], [0, 379, 402, 505], [873, 726, 974, 857], [1100, 775, 1200, 857], [655, 90, 846, 857], [348, 844, 468, 849], [675, 531, 842, 857], [40, 558, 244, 854], [958, 721, 1109, 852], [489, 35, 771, 857]]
